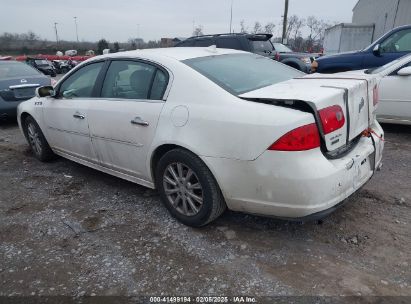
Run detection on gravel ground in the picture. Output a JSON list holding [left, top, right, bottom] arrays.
[[0, 121, 410, 300]]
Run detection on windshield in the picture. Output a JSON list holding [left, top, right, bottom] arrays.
[[251, 40, 274, 53], [0, 62, 41, 79], [273, 43, 293, 53], [184, 53, 303, 95], [365, 54, 411, 74]]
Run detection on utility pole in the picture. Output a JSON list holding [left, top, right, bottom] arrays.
[[229, 0, 233, 33], [282, 0, 289, 44], [74, 17, 79, 43], [54, 22, 59, 46]]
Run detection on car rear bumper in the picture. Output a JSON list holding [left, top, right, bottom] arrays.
[[203, 121, 384, 219]]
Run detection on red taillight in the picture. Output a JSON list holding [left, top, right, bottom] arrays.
[[275, 52, 280, 61], [318, 105, 345, 135], [268, 123, 320, 151], [373, 85, 379, 106]]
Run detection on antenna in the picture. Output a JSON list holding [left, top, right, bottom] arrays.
[[229, 0, 233, 33]]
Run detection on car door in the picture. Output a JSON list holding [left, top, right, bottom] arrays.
[[43, 61, 105, 162], [363, 28, 411, 69], [87, 59, 169, 181], [378, 61, 411, 122]]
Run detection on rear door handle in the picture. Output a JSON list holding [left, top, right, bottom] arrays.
[[131, 117, 149, 126], [73, 112, 85, 119]]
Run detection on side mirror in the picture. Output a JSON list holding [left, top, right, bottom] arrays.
[[35, 86, 55, 98], [373, 44, 381, 56], [397, 66, 411, 76]]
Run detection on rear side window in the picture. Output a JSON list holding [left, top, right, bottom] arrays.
[[101, 60, 168, 100], [101, 61, 156, 100], [150, 69, 168, 100], [216, 38, 243, 50], [194, 39, 214, 47], [184, 53, 303, 95]]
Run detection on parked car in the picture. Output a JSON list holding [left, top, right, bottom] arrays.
[[272, 42, 320, 73], [175, 33, 316, 72], [336, 53, 411, 125], [313, 25, 411, 73], [52, 60, 71, 74], [17, 48, 383, 226], [65, 50, 78, 56], [0, 61, 51, 120], [26, 58, 57, 77]]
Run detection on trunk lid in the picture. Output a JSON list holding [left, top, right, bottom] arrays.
[[0, 75, 50, 102], [240, 73, 380, 153]]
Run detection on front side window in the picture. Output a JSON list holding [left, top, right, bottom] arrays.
[[184, 53, 303, 95], [101, 60, 167, 100], [381, 29, 411, 53], [59, 62, 104, 98]]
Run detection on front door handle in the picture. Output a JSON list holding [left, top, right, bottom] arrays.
[[73, 112, 85, 119], [131, 117, 149, 126]]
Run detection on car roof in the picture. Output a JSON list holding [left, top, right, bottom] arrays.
[[91, 47, 247, 62]]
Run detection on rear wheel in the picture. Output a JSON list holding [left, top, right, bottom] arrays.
[[23, 116, 55, 162], [155, 149, 226, 227]]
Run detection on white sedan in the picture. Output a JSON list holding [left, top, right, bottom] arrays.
[[339, 54, 411, 125], [17, 47, 384, 226]]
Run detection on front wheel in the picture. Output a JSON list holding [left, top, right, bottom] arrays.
[[23, 116, 55, 162], [155, 149, 226, 227]]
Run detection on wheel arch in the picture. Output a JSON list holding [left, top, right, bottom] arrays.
[[149, 143, 225, 197]]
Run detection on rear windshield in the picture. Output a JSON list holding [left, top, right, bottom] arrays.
[[251, 40, 274, 53], [183, 53, 303, 95], [0, 62, 41, 79]]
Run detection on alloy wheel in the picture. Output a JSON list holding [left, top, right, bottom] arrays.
[[27, 122, 42, 156], [163, 162, 203, 216]]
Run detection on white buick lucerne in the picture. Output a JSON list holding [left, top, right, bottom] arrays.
[[17, 47, 384, 226]]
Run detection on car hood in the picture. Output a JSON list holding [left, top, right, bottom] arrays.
[[317, 50, 363, 61], [280, 52, 320, 58]]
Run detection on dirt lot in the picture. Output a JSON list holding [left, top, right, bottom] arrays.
[[0, 121, 410, 300]]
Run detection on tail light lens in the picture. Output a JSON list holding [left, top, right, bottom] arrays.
[[274, 52, 280, 61], [268, 123, 320, 151], [373, 85, 379, 106], [318, 105, 345, 135]]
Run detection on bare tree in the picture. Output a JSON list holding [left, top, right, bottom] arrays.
[[193, 25, 204, 36], [253, 22, 262, 34], [240, 20, 248, 33], [264, 23, 275, 35]]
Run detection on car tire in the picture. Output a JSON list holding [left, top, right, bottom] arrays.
[[23, 116, 55, 162], [155, 148, 226, 227]]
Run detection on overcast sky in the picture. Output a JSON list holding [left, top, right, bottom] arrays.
[[1, 0, 358, 42]]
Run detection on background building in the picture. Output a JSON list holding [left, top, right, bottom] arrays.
[[353, 0, 411, 41], [323, 0, 411, 54]]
